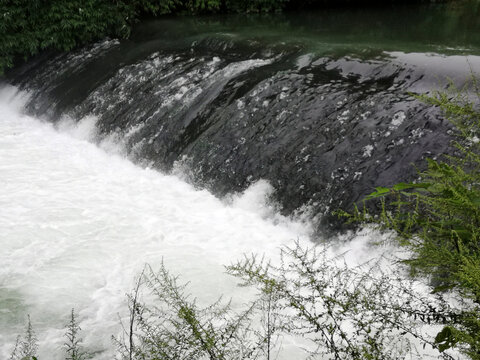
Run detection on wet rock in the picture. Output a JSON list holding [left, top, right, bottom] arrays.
[[6, 35, 473, 233]]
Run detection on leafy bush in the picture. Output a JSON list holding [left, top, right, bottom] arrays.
[[340, 80, 480, 358], [9, 315, 38, 360], [227, 242, 457, 359], [113, 248, 463, 359], [114, 263, 272, 360], [0, 0, 163, 74]]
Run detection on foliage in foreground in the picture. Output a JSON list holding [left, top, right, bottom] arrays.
[[340, 80, 480, 358], [114, 263, 267, 360], [14, 243, 465, 360], [10, 310, 87, 360], [9, 315, 38, 360], [117, 253, 446, 360], [227, 243, 456, 359]]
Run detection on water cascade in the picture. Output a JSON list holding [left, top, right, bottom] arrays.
[[1, 5, 480, 359]]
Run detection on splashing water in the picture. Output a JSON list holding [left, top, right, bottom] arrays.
[[0, 85, 315, 358]]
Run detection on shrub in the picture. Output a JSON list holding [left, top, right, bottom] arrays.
[[114, 263, 273, 360], [12, 247, 464, 360], [115, 246, 458, 359], [65, 309, 88, 360], [9, 315, 38, 360], [10, 310, 87, 360], [227, 242, 455, 359], [340, 79, 480, 358]]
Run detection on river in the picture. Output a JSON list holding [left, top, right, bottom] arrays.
[[1, 2, 480, 359]]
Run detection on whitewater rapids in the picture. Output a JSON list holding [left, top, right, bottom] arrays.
[[0, 85, 324, 358]]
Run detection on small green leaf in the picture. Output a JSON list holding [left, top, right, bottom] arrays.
[[365, 187, 390, 200], [392, 182, 431, 191]]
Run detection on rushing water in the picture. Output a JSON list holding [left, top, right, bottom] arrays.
[[0, 85, 398, 359], [0, 85, 308, 358], [1, 2, 480, 359]]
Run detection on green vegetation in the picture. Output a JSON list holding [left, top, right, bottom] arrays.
[[10, 311, 87, 360], [227, 244, 451, 359], [341, 80, 480, 358], [12, 248, 463, 360], [1, 0, 159, 74], [116, 254, 451, 359], [10, 315, 38, 360], [114, 263, 278, 360], [64, 309, 88, 360]]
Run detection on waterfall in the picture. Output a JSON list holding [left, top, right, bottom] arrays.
[[1, 9, 480, 359]]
